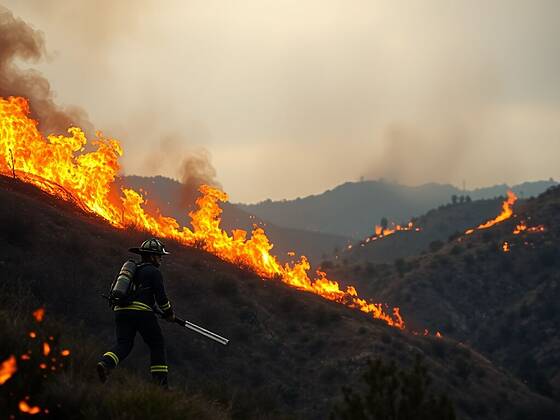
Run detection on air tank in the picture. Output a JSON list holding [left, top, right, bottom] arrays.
[[111, 260, 137, 299]]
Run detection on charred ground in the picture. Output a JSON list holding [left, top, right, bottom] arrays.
[[0, 175, 557, 419]]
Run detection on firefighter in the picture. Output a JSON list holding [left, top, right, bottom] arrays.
[[97, 238, 175, 387]]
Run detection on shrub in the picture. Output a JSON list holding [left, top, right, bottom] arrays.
[[450, 245, 463, 255], [429, 241, 444, 253], [332, 356, 456, 420]]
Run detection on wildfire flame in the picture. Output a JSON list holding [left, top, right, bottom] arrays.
[[0, 355, 17, 385], [363, 221, 420, 244], [513, 222, 545, 235], [465, 191, 517, 235], [0, 96, 404, 329], [502, 242, 510, 253]]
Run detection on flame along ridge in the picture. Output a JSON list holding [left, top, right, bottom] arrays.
[[0, 96, 404, 329]]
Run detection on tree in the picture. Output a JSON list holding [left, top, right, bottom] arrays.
[[380, 217, 389, 230], [451, 195, 458, 205], [465, 195, 472, 203], [459, 195, 465, 204], [332, 356, 456, 420]]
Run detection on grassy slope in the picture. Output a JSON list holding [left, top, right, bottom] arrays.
[[0, 175, 555, 419], [329, 185, 560, 406]]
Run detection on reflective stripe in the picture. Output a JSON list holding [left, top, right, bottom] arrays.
[[114, 305, 152, 312], [114, 301, 153, 312], [150, 365, 168, 372], [104, 352, 119, 365], [130, 301, 153, 310], [160, 301, 171, 310]]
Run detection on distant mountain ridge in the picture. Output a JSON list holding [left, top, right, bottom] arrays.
[[122, 175, 351, 263], [338, 197, 505, 264], [238, 179, 557, 239], [325, 184, 560, 402]]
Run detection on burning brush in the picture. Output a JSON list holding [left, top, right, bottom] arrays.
[[0, 96, 405, 329]]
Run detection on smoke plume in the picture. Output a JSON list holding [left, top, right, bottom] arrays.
[[180, 149, 221, 209], [0, 6, 92, 135]]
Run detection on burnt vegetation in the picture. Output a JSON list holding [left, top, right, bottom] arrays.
[[326, 185, 560, 417], [0, 175, 558, 419]]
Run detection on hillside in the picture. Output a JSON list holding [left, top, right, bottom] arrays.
[[1, 175, 558, 419], [238, 179, 557, 239], [122, 175, 351, 263], [337, 197, 505, 264], [326, 185, 560, 403]]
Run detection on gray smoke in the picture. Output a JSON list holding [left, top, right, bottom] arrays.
[[0, 6, 92, 135], [180, 149, 221, 208]]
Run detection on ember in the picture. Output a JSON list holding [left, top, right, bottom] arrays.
[[0, 355, 17, 385], [32, 308, 45, 322], [19, 400, 41, 415], [0, 96, 404, 329]]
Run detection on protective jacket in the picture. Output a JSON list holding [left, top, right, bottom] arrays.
[[114, 262, 173, 315], [101, 262, 172, 386]]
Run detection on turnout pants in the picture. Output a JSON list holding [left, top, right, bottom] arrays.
[[100, 310, 168, 386]]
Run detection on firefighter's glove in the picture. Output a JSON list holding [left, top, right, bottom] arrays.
[[163, 311, 175, 322]]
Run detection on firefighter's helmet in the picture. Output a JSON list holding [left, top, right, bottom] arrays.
[[129, 238, 170, 256]]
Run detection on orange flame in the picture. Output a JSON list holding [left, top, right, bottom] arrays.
[[502, 242, 510, 253], [19, 400, 41, 415], [32, 308, 45, 322], [0, 355, 17, 385], [465, 191, 517, 235], [513, 222, 545, 235], [368, 221, 420, 242], [42, 343, 51, 357], [0, 96, 404, 329]]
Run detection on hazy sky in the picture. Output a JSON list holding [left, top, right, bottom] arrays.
[[3, 0, 560, 202]]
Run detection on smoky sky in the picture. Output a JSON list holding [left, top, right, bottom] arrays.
[[2, 0, 560, 202], [0, 5, 92, 135]]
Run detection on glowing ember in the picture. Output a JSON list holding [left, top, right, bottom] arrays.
[[465, 191, 517, 235], [435, 331, 443, 338], [502, 242, 510, 253], [0, 96, 404, 329], [19, 400, 41, 415], [32, 308, 45, 322], [42, 343, 51, 357], [0, 355, 17, 385], [29, 331, 36, 339], [61, 350, 70, 357]]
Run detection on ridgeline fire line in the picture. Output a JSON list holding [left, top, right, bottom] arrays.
[[465, 190, 517, 235], [0, 96, 405, 328]]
